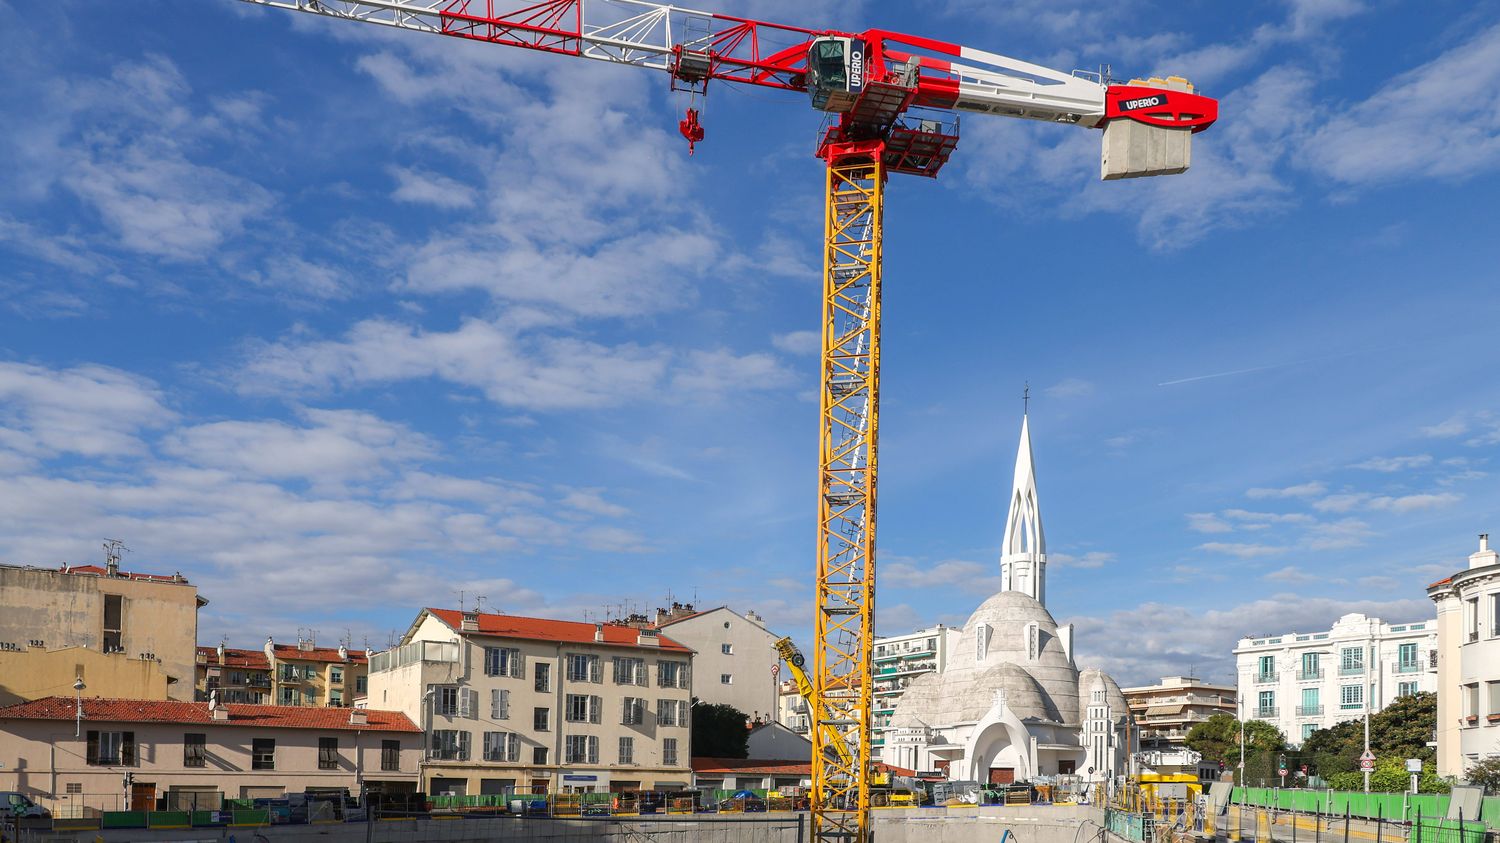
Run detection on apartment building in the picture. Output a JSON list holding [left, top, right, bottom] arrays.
[[1233, 612, 1437, 746], [366, 608, 695, 797], [1121, 675, 1236, 751], [1427, 533, 1500, 778], [194, 645, 271, 705], [194, 640, 368, 707], [655, 606, 779, 723], [871, 624, 960, 762], [0, 560, 203, 703], [0, 696, 421, 814]]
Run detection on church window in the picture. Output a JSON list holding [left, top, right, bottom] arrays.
[[1092, 689, 1104, 703], [975, 623, 989, 661], [1025, 622, 1039, 661]]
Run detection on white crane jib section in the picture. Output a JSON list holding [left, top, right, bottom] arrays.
[[1001, 413, 1046, 605]]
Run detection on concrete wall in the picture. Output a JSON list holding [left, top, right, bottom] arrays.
[[0, 647, 170, 707], [0, 716, 420, 813], [33, 807, 1109, 843], [0, 565, 200, 701], [661, 608, 780, 722]]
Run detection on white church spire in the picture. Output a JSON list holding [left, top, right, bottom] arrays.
[[1001, 411, 1047, 605]]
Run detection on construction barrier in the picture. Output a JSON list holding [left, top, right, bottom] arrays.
[[1232, 788, 1500, 829]]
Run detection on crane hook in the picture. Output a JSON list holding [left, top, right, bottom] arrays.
[[679, 107, 705, 155]]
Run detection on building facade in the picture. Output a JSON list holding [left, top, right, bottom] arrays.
[[655, 606, 780, 723], [0, 561, 203, 703], [367, 608, 695, 797], [1233, 612, 1437, 746], [1427, 534, 1500, 778], [194, 640, 369, 707], [0, 696, 421, 815], [195, 645, 271, 705], [886, 414, 1134, 786], [1121, 675, 1236, 751], [871, 624, 960, 762]]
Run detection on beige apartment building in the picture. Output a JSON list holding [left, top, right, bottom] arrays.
[[1427, 533, 1500, 778], [194, 640, 369, 707], [0, 561, 204, 703], [367, 608, 695, 797], [656, 606, 780, 723], [0, 696, 421, 815], [1121, 675, 1236, 751]]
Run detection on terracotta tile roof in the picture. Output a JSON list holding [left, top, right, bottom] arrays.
[[693, 757, 811, 775], [1427, 576, 1454, 588], [0, 697, 419, 732], [271, 644, 369, 665], [58, 564, 188, 584], [196, 646, 270, 670], [427, 608, 691, 653]]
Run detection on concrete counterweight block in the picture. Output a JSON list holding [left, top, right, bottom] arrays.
[[1101, 119, 1192, 180]]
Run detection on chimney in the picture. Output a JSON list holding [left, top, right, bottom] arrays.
[[654, 608, 669, 626], [461, 610, 480, 632], [1471, 533, 1498, 570], [208, 693, 230, 721], [348, 708, 368, 726], [745, 610, 765, 627], [637, 628, 660, 648], [338, 644, 349, 661], [263, 636, 275, 665], [216, 642, 226, 666], [594, 623, 606, 643]]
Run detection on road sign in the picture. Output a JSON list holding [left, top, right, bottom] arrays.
[[1360, 750, 1376, 761], [1406, 759, 1424, 773], [1360, 757, 1376, 772]]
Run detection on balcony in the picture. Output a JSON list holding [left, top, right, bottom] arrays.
[[1296, 705, 1324, 716], [1297, 669, 1324, 681], [1254, 706, 1278, 718], [1396, 663, 1421, 674], [1255, 673, 1277, 684], [1338, 665, 1365, 676]]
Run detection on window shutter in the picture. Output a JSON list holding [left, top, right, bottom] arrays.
[[491, 689, 501, 720], [590, 695, 602, 725], [458, 731, 471, 761], [508, 733, 520, 762], [461, 688, 476, 719], [122, 731, 137, 766], [657, 663, 666, 688], [510, 649, 524, 679], [622, 697, 631, 724], [680, 664, 690, 689], [86, 730, 99, 765], [499, 689, 510, 720], [589, 657, 601, 684], [588, 735, 599, 765]]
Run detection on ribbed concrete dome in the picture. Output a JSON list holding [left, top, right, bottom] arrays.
[[1079, 667, 1130, 723]]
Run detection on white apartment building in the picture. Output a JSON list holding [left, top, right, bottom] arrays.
[[366, 608, 694, 796], [656, 607, 780, 723], [1427, 534, 1500, 778], [1122, 675, 1236, 751], [1233, 613, 1437, 747], [871, 624, 961, 763]]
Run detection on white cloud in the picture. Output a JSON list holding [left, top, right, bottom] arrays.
[[389, 166, 478, 209], [1423, 415, 1470, 438], [1221, 509, 1315, 525], [1302, 518, 1368, 551], [1314, 491, 1461, 515], [1187, 513, 1233, 534], [1196, 542, 1288, 558], [1050, 551, 1115, 569], [1246, 482, 1326, 499], [1044, 378, 1094, 399], [771, 330, 819, 356], [1312, 493, 1368, 513], [1350, 455, 1432, 472], [161, 409, 432, 484], [1264, 566, 1319, 584], [559, 488, 630, 519], [0, 362, 174, 459], [881, 559, 1002, 596], [1302, 23, 1500, 186]]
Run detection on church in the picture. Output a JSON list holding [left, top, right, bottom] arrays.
[[885, 413, 1134, 787]]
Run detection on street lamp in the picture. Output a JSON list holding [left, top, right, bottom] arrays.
[[73, 677, 86, 738]]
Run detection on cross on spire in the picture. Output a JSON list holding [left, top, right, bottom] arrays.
[[1023, 382, 1030, 415]]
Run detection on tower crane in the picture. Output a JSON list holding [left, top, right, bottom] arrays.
[[236, 2, 1219, 839]]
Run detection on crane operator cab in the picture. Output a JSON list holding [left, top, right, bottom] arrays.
[[806, 36, 868, 113]]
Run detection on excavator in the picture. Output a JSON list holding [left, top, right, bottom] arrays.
[[775, 637, 898, 794]]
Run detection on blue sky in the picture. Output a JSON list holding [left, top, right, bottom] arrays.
[[2, 0, 1499, 687]]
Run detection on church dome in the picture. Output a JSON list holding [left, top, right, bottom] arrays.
[[947, 591, 1079, 724], [1079, 668, 1131, 724]]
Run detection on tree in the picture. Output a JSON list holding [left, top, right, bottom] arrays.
[[691, 701, 749, 759], [1298, 693, 1438, 779], [1466, 757, 1500, 794], [1326, 757, 1449, 794], [1185, 713, 1288, 772]]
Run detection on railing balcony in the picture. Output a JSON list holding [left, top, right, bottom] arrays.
[[1296, 705, 1324, 716], [1297, 669, 1324, 681], [1254, 706, 1278, 718], [1255, 673, 1277, 684], [1396, 663, 1421, 674], [1338, 665, 1365, 676]]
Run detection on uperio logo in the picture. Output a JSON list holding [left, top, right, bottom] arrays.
[[849, 49, 864, 89], [1119, 95, 1165, 111]]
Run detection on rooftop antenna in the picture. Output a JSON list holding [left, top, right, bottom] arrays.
[[103, 539, 129, 577], [458, 589, 466, 613]]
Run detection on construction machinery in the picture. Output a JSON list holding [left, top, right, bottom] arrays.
[[234, 3, 1220, 838]]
